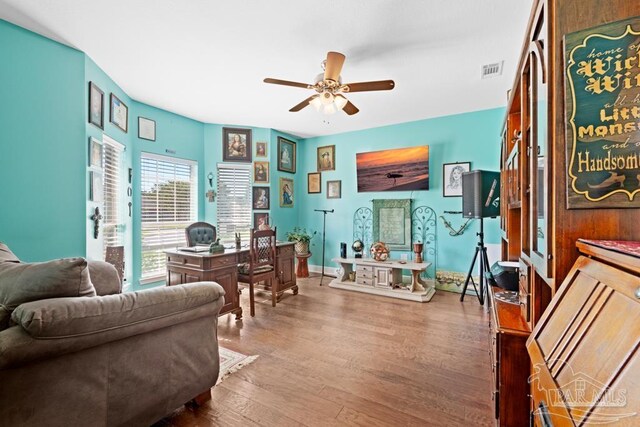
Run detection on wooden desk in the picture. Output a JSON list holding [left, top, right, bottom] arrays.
[[165, 242, 296, 319]]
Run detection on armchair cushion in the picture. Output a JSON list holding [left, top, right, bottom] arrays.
[[88, 260, 122, 296], [0, 258, 96, 330], [0, 242, 20, 263], [238, 263, 274, 275], [12, 282, 225, 338]]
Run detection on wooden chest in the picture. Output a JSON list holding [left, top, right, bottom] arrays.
[[527, 240, 640, 426]]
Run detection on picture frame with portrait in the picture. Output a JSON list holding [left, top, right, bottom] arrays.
[[279, 177, 294, 207], [317, 145, 335, 171], [277, 137, 296, 173], [223, 127, 252, 162], [110, 93, 128, 133], [308, 172, 321, 194], [327, 180, 342, 199], [254, 212, 270, 229], [89, 171, 103, 202], [256, 141, 268, 158], [442, 162, 470, 197], [88, 137, 103, 168], [252, 186, 270, 210], [88, 82, 104, 130], [254, 161, 269, 183]]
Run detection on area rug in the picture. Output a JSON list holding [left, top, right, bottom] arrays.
[[217, 347, 258, 384]]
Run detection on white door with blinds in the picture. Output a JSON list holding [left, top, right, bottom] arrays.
[[102, 135, 125, 259], [217, 163, 251, 244], [141, 153, 198, 282]]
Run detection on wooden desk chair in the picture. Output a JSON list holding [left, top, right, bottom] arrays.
[[237, 227, 277, 317]]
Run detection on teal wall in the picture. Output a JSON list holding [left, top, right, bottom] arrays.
[[129, 101, 205, 289], [268, 130, 302, 242], [298, 108, 504, 274], [0, 17, 504, 289], [0, 19, 86, 262], [202, 125, 301, 242]]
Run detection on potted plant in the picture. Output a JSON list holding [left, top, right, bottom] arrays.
[[286, 227, 316, 255]]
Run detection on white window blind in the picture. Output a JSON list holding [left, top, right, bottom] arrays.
[[141, 153, 197, 281], [217, 163, 251, 244], [102, 136, 124, 259]]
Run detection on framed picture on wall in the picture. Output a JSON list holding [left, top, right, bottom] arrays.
[[88, 137, 103, 168], [223, 127, 252, 162], [279, 177, 294, 207], [317, 145, 335, 171], [138, 117, 156, 141], [252, 186, 270, 210], [308, 172, 321, 194], [254, 161, 269, 183], [254, 212, 270, 229], [256, 141, 268, 158], [442, 162, 470, 197], [110, 93, 128, 133], [327, 180, 341, 199], [88, 82, 104, 130], [277, 137, 296, 173], [89, 171, 103, 202]]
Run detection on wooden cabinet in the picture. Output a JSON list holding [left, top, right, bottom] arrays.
[[275, 244, 297, 300], [527, 240, 640, 426], [488, 286, 530, 427]]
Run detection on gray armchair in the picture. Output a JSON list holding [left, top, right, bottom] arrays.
[[0, 247, 225, 427], [185, 222, 217, 246]]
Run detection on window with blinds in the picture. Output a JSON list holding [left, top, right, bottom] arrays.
[[217, 163, 252, 244], [141, 153, 197, 281], [102, 135, 124, 259]]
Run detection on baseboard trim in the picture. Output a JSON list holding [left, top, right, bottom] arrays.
[[308, 264, 338, 277]]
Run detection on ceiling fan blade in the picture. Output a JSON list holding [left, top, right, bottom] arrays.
[[342, 100, 359, 115], [289, 95, 318, 112], [264, 78, 311, 89], [324, 51, 346, 82], [344, 80, 395, 92]]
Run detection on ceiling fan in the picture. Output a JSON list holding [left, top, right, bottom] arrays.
[[264, 51, 395, 115]]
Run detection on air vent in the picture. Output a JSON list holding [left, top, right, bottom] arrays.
[[481, 61, 504, 79]]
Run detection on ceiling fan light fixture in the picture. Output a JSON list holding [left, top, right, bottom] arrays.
[[320, 91, 334, 106], [323, 103, 336, 114], [309, 96, 322, 111], [334, 95, 348, 110]]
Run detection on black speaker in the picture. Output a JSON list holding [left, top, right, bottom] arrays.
[[340, 242, 347, 258], [462, 170, 500, 218]]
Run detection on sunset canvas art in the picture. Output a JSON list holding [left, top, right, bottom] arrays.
[[356, 146, 429, 192]]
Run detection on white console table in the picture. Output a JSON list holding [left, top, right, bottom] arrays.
[[329, 257, 436, 302]]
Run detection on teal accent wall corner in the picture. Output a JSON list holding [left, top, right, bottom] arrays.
[[0, 19, 86, 261], [297, 107, 505, 275], [268, 130, 302, 241]]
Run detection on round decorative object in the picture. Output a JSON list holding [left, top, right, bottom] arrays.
[[370, 241, 390, 262], [352, 239, 364, 254]]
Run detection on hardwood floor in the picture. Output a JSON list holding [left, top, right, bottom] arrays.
[[159, 275, 494, 426]]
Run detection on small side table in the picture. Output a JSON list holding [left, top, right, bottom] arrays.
[[295, 253, 312, 278]]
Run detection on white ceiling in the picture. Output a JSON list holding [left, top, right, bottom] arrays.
[[0, 0, 532, 138]]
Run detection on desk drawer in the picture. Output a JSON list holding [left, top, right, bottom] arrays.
[[357, 271, 374, 279], [356, 277, 373, 286], [204, 254, 237, 269], [356, 265, 373, 273], [167, 254, 203, 269]]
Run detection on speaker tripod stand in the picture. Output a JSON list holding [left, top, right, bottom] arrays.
[[460, 218, 491, 305]]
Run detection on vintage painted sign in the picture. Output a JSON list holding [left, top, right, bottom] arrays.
[[566, 16, 640, 208]]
